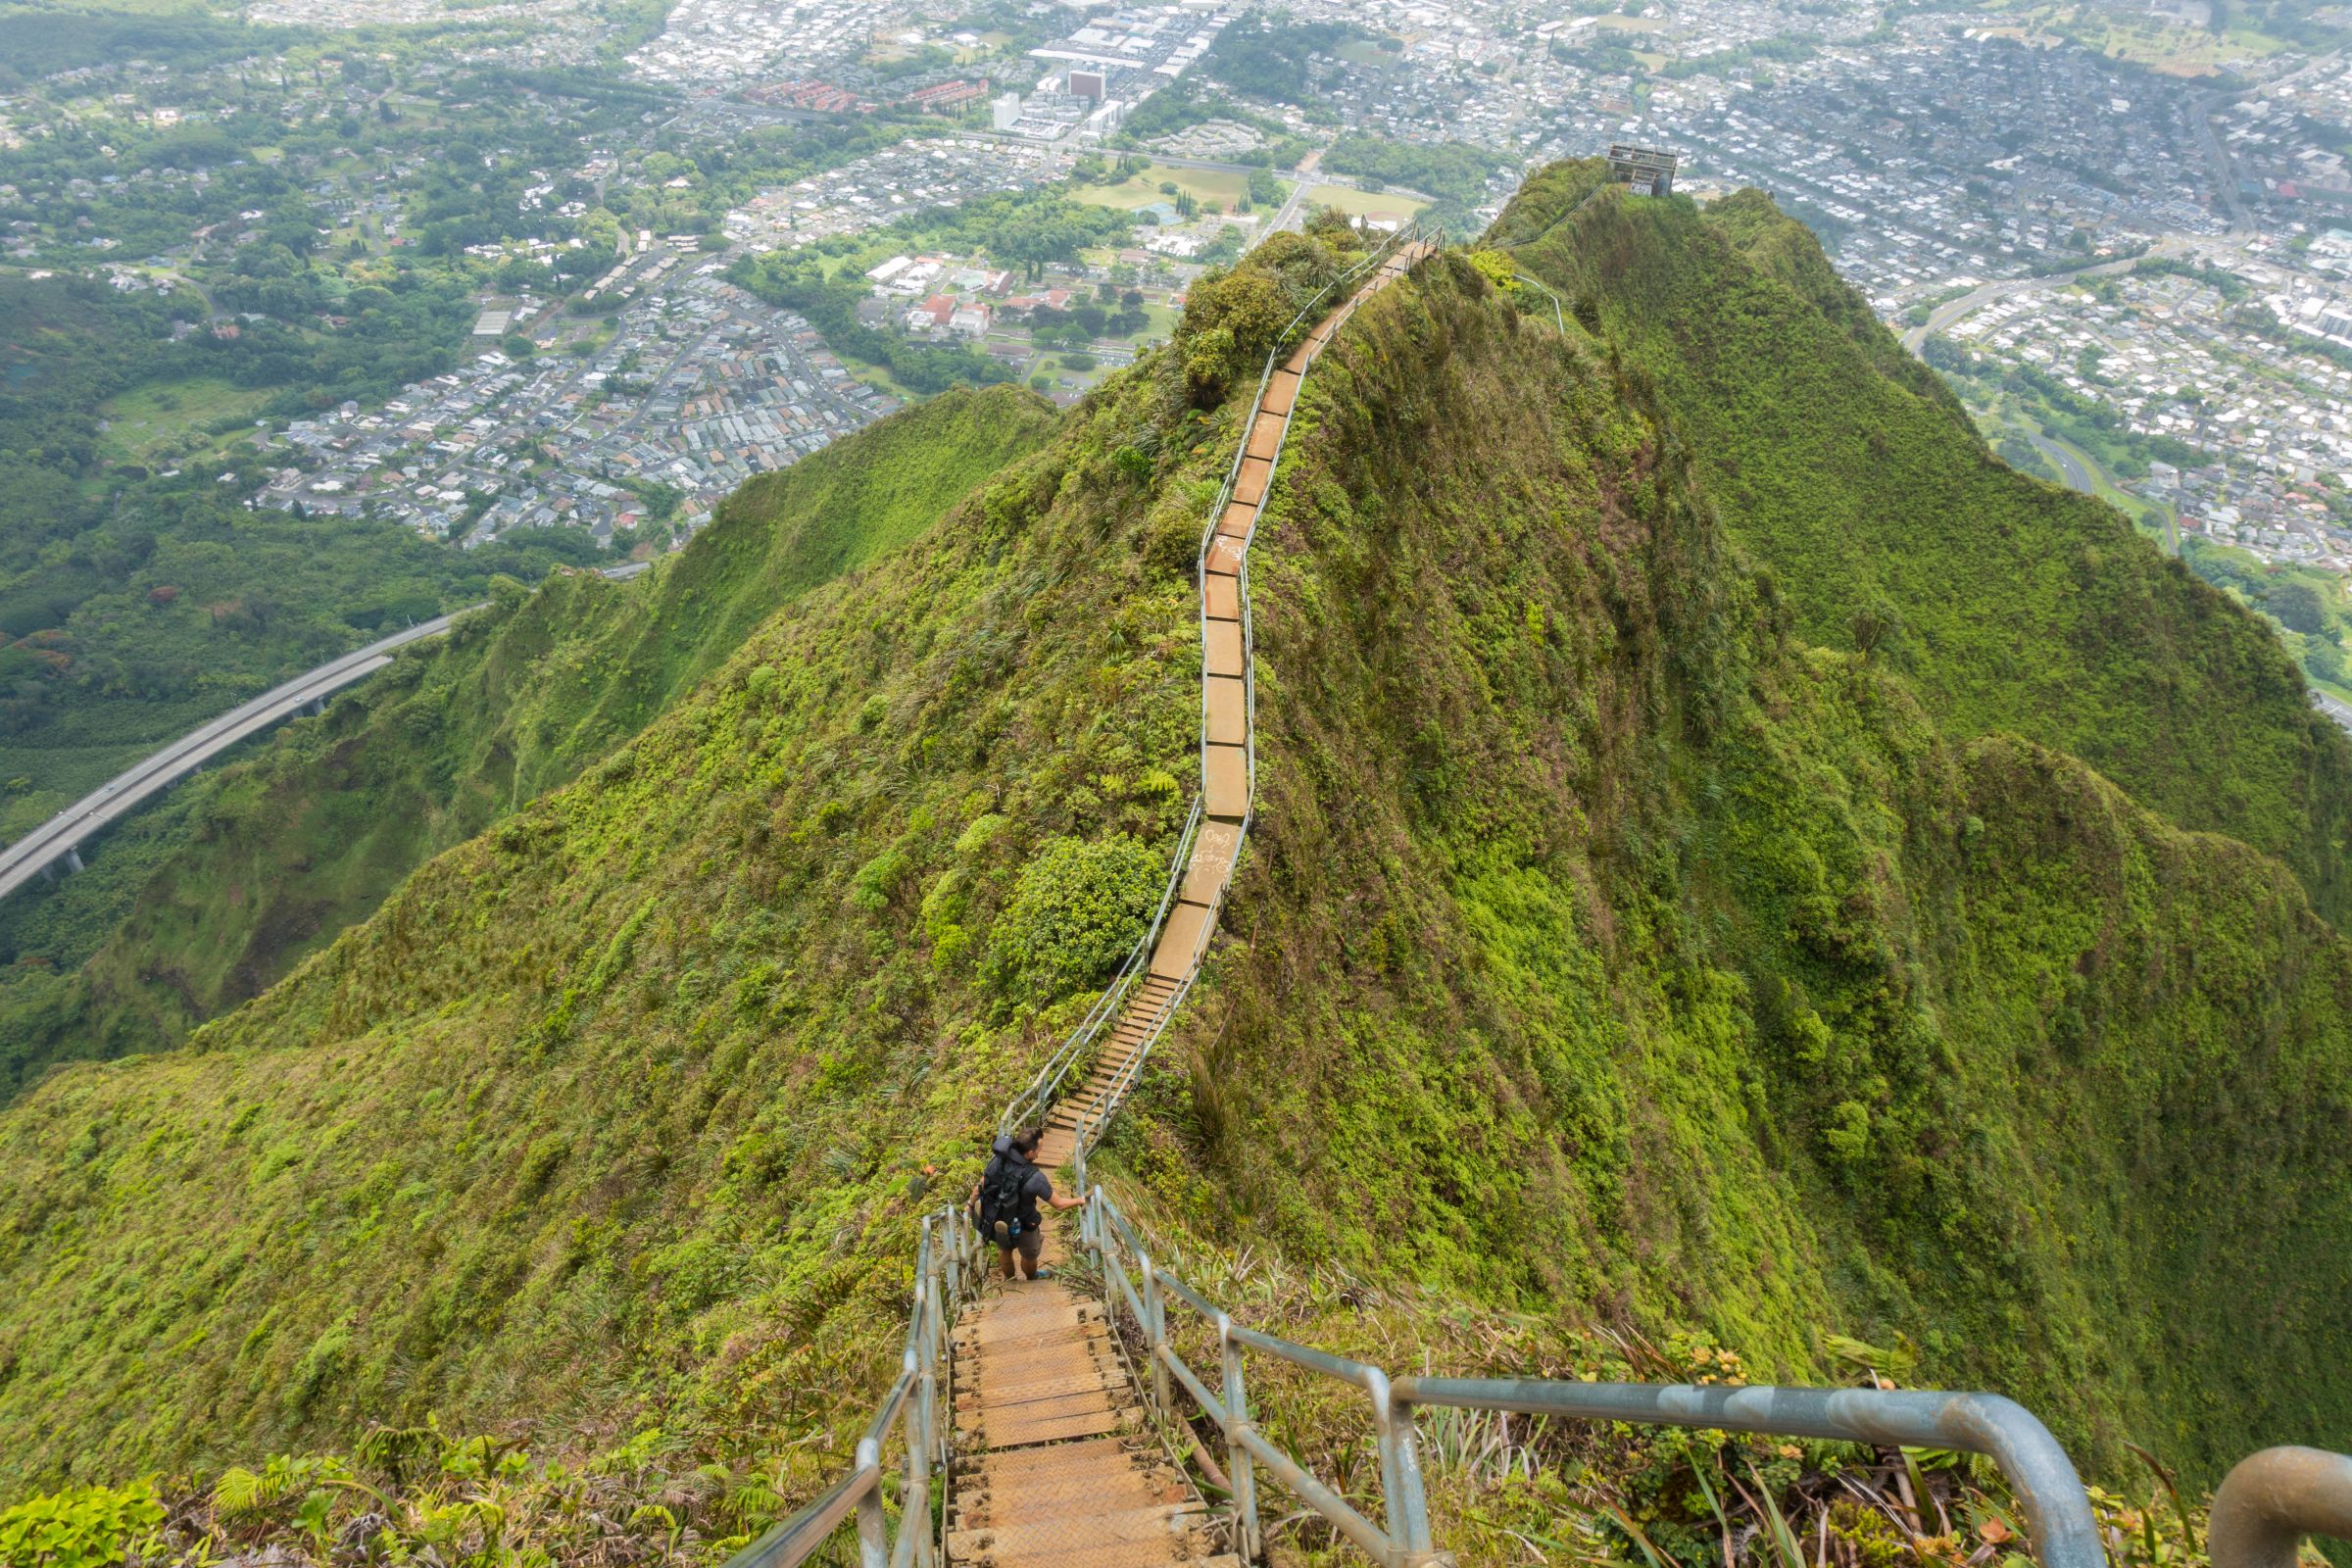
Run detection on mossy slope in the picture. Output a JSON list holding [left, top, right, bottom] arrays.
[[1085, 246, 2352, 1483], [1493, 165, 2352, 928], [0, 206, 2345, 1525]]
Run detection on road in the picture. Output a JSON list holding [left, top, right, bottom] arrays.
[[1897, 73, 2262, 357], [2027, 431, 2093, 493], [1899, 248, 2165, 355], [2315, 689, 2352, 736], [0, 560, 652, 906], [1260, 173, 1313, 241]]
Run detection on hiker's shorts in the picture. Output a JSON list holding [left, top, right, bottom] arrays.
[[998, 1225, 1043, 1262]]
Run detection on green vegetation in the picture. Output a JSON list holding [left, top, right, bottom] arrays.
[[1200, 17, 1362, 104], [1068, 162, 1254, 214], [1111, 81, 1311, 168], [0, 385, 1057, 1091], [1319, 135, 1503, 226], [2180, 534, 2352, 694], [1302, 182, 1431, 224], [1497, 163, 2352, 927], [0, 286, 605, 831], [0, 279, 1218, 1498], [92, 376, 275, 468], [3, 176, 2352, 1568], [877, 189, 1136, 277], [0, 11, 302, 87], [1924, 332, 2213, 482]]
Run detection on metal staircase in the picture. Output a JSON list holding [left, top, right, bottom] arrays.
[[716, 218, 2352, 1568]]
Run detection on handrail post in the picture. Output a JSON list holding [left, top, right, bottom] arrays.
[[906, 1416, 932, 1568], [917, 1269, 943, 1466], [2211, 1446, 2352, 1568], [855, 1439, 889, 1568], [1139, 1251, 1171, 1416], [944, 1214, 961, 1310], [1367, 1368, 1438, 1568], [1220, 1317, 1260, 1562]]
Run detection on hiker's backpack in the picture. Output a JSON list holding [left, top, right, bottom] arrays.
[[980, 1154, 1030, 1238]]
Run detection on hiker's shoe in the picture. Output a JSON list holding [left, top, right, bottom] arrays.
[[1029, 1267, 1055, 1282]]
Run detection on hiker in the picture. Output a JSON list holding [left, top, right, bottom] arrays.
[[971, 1129, 1082, 1281]]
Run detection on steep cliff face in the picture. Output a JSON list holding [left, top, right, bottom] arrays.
[[0, 194, 2346, 1529], [0, 386, 1056, 1087], [1102, 239, 2352, 1478], [1491, 166, 2352, 927]]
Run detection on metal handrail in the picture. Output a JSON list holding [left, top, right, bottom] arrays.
[[1058, 224, 1439, 1184], [2210, 1446, 2352, 1568], [1047, 230, 1430, 1158], [720, 1211, 981, 1568], [1079, 1184, 2102, 1568], [724, 215, 2124, 1568], [999, 796, 1204, 1138]]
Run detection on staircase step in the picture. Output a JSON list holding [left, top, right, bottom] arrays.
[[971, 1403, 1142, 1449], [952, 257, 1412, 1568], [948, 1502, 1208, 1563], [963, 1366, 1123, 1407], [968, 1437, 1144, 1482], [955, 1470, 1187, 1528]]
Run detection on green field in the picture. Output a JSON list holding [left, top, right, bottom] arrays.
[[1071, 163, 1256, 213], [1300, 182, 1428, 223], [2032, 5, 2284, 73], [96, 375, 272, 467]]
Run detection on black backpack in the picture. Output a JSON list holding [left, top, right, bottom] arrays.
[[979, 1153, 1031, 1239]]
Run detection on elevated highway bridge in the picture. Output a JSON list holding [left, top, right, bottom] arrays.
[[0, 560, 650, 907]]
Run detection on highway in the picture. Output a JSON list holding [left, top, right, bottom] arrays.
[[1898, 248, 2164, 355], [2027, 431, 2093, 493], [0, 560, 652, 906]]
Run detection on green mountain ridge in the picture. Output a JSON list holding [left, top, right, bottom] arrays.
[[1495, 168, 2352, 925], [0, 177, 2346, 1561], [0, 385, 1056, 1090]]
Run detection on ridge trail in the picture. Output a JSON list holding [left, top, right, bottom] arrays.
[[947, 238, 1433, 1568]]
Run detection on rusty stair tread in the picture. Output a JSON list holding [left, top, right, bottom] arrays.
[[1203, 620, 1245, 678], [949, 1529, 1219, 1568], [973, 1405, 1142, 1448], [1203, 744, 1248, 821], [956, 1475, 1189, 1528], [1203, 575, 1241, 620], [1149, 901, 1212, 981], [956, 1320, 1110, 1354], [1230, 457, 1270, 506], [1202, 676, 1247, 747], [1180, 818, 1242, 906], [964, 1367, 1125, 1406], [957, 1304, 1099, 1335], [968, 1436, 1147, 1479], [948, 1503, 1210, 1559], [960, 1387, 1123, 1426]]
